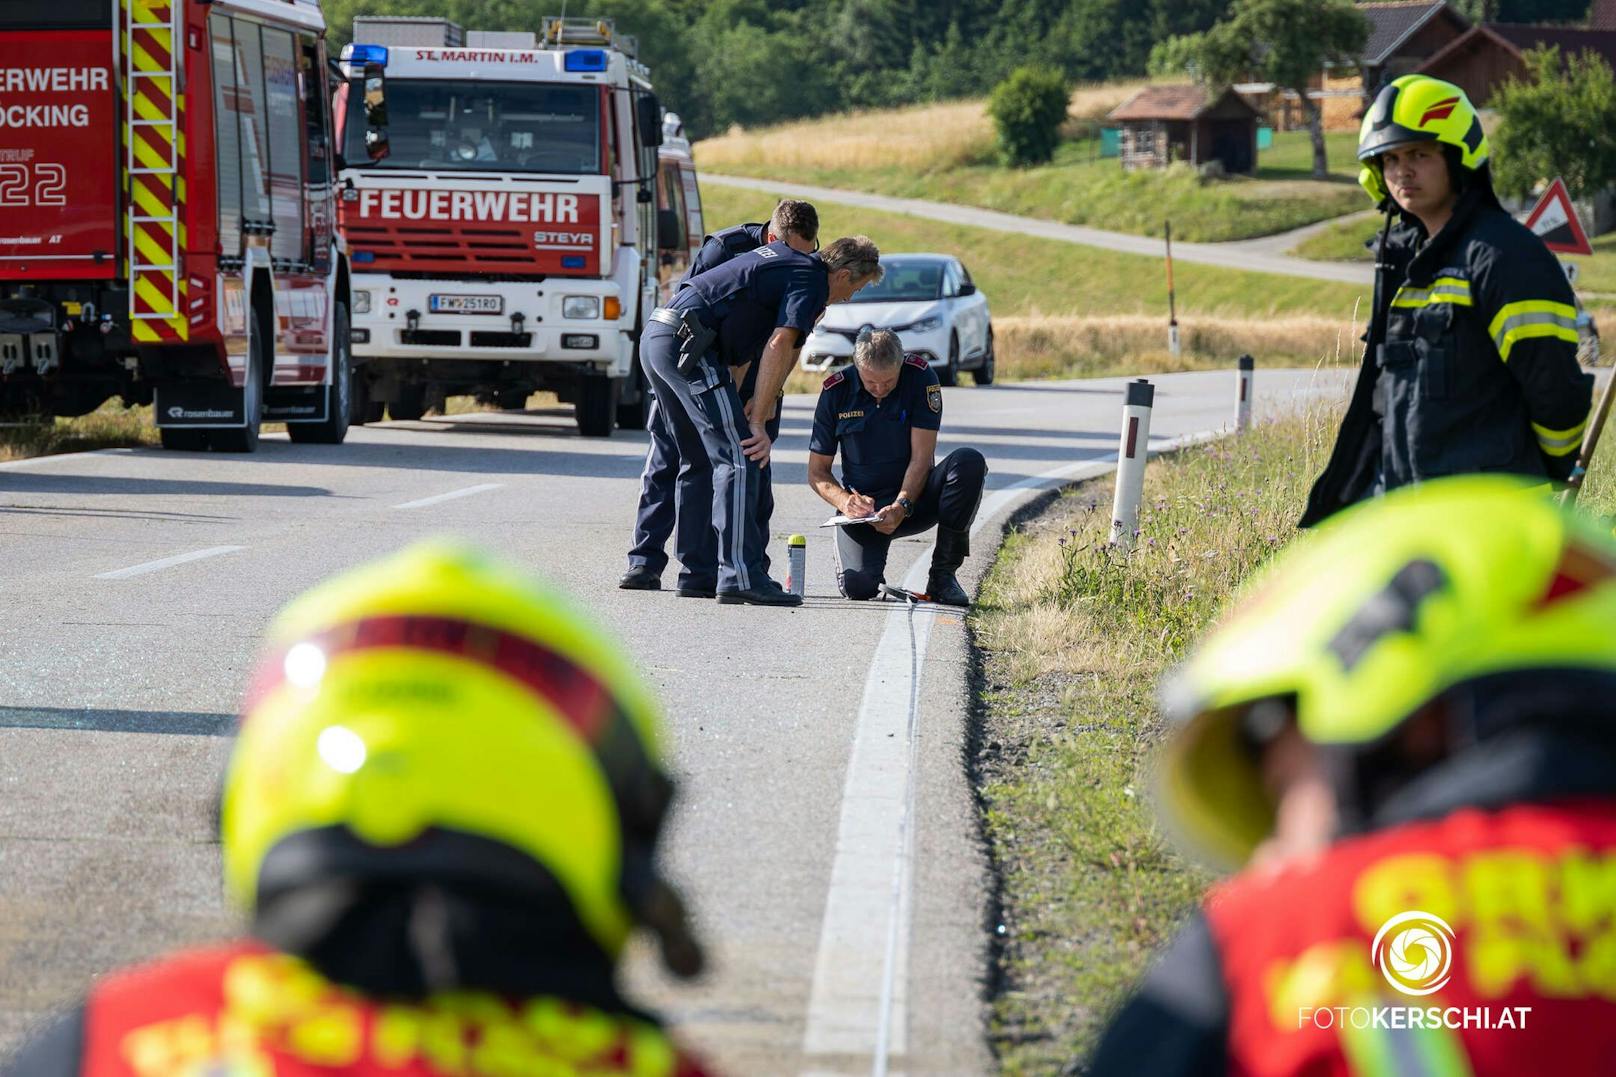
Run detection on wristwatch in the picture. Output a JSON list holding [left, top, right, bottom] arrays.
[[895, 495, 914, 519]]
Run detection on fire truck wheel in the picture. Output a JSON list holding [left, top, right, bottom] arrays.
[[576, 374, 619, 438], [388, 384, 427, 422], [211, 317, 266, 453], [159, 429, 209, 452], [616, 362, 649, 431], [289, 303, 353, 445]]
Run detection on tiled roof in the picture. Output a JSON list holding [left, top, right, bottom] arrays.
[[1591, 0, 1616, 31], [1108, 84, 1212, 121], [1359, 2, 1452, 64]]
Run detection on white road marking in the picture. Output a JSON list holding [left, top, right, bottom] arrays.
[[392, 483, 504, 510], [802, 430, 1213, 1074], [95, 545, 245, 580]]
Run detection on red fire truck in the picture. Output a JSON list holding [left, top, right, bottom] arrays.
[[0, 0, 353, 451], [335, 16, 671, 435]]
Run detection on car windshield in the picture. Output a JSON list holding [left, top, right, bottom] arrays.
[[345, 80, 601, 174], [843, 259, 944, 303]]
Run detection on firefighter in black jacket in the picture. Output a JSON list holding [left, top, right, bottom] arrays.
[[1300, 75, 1592, 528]]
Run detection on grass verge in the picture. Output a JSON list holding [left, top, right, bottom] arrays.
[[0, 401, 159, 462], [703, 184, 1368, 386], [701, 185, 1368, 321], [970, 398, 1616, 1072], [699, 103, 1364, 243]]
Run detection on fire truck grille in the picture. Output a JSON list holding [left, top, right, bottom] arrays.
[[346, 224, 548, 275]]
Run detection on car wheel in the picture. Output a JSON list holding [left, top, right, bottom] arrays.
[[940, 333, 960, 387], [972, 326, 996, 385]]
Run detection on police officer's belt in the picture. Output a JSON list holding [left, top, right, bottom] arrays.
[[649, 307, 716, 376]]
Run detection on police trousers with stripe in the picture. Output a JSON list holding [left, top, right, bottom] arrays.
[[637, 322, 768, 593], [627, 391, 779, 587]]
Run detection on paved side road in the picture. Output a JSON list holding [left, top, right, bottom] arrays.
[[0, 368, 1349, 1074], [704, 173, 1375, 286]]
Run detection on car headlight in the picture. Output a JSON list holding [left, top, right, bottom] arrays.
[[352, 290, 371, 315], [562, 296, 600, 320], [905, 315, 944, 332]]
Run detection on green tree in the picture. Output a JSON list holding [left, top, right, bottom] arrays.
[[1174, 0, 1368, 178], [1492, 46, 1616, 201], [987, 65, 1069, 166]]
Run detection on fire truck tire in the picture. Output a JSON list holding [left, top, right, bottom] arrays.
[[289, 302, 353, 445], [159, 428, 209, 452], [211, 315, 266, 453], [576, 374, 619, 437], [388, 384, 427, 422], [616, 363, 649, 430]]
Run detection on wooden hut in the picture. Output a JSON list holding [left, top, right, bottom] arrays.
[[1106, 85, 1261, 174]]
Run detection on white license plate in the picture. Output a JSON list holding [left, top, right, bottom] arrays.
[[429, 294, 503, 315]]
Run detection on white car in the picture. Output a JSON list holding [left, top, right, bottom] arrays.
[[801, 253, 994, 385]]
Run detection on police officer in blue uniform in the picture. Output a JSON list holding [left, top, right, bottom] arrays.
[[622, 200, 819, 596], [808, 329, 987, 607], [628, 235, 883, 606]]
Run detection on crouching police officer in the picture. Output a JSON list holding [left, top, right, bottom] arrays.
[[809, 329, 987, 606], [1302, 75, 1593, 527], [632, 234, 881, 606], [624, 199, 819, 596], [3, 543, 715, 1076], [1091, 476, 1616, 1075]]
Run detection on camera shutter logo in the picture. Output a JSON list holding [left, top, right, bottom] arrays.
[[1372, 911, 1456, 996]]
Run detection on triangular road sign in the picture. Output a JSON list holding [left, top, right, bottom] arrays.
[[1525, 177, 1594, 256]]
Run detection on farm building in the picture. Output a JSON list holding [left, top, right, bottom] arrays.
[[1106, 85, 1261, 174]]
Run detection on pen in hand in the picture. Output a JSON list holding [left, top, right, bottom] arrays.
[[843, 487, 876, 518]]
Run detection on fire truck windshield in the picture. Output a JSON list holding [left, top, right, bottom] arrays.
[[344, 80, 602, 174]]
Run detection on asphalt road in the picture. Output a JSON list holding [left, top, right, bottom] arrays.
[[704, 173, 1376, 286], [0, 367, 1349, 1075]]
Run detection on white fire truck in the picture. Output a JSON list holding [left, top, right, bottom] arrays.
[[0, 0, 354, 451], [336, 16, 674, 435]]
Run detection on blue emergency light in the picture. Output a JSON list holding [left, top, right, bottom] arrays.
[[561, 255, 586, 268], [352, 251, 376, 264], [342, 43, 389, 67], [564, 49, 608, 72]]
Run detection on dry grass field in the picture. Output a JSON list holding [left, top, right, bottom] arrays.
[[695, 80, 1151, 175]]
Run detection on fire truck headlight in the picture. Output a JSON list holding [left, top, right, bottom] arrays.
[[562, 296, 600, 320], [352, 290, 372, 315]]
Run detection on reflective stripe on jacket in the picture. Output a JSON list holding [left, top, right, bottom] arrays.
[[63, 942, 712, 1076], [1301, 180, 1592, 527]]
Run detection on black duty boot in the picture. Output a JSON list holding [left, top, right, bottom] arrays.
[[927, 527, 972, 607], [619, 565, 662, 591]]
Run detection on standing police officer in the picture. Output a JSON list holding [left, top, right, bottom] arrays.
[[623, 200, 819, 596], [632, 235, 881, 606], [1301, 75, 1592, 526], [808, 329, 987, 607]]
